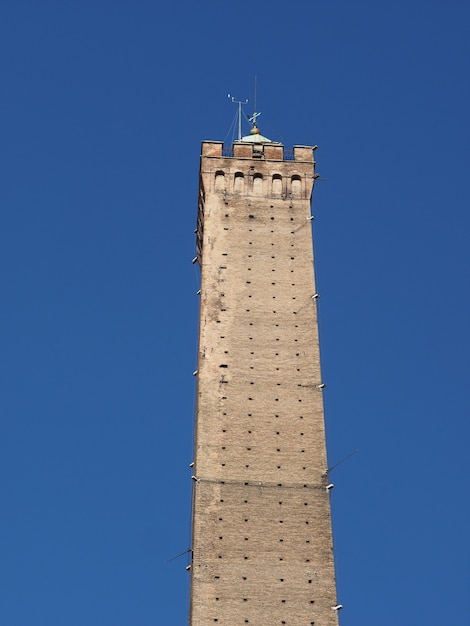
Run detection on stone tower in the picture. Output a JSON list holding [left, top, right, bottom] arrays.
[[190, 126, 339, 626]]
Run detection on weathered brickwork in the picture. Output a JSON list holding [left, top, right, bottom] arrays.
[[190, 139, 339, 626]]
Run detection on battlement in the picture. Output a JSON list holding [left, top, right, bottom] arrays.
[[201, 140, 316, 162]]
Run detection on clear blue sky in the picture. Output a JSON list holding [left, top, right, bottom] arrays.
[[0, 1, 469, 625]]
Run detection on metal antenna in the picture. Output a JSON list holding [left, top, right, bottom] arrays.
[[248, 75, 261, 129], [228, 94, 248, 141], [254, 75, 257, 121]]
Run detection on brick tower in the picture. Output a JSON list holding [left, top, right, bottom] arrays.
[[190, 125, 340, 626]]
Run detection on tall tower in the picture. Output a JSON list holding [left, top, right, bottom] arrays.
[[190, 124, 339, 626]]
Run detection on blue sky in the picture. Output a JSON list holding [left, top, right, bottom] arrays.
[[0, 1, 469, 625]]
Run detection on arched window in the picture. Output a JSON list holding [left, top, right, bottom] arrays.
[[215, 170, 225, 191], [253, 174, 263, 196], [234, 172, 244, 193], [272, 174, 282, 196], [291, 175, 301, 198]]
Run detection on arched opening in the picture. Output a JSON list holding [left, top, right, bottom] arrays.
[[291, 175, 301, 198], [234, 172, 244, 193], [215, 170, 225, 191], [253, 174, 263, 196], [272, 174, 282, 196]]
